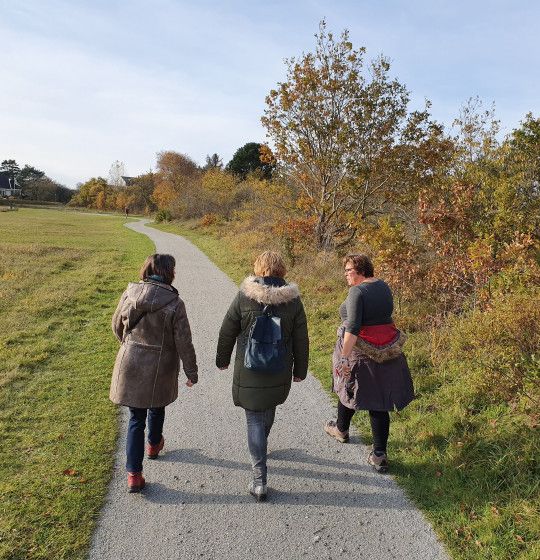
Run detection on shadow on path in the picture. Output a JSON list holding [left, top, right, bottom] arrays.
[[141, 482, 412, 509], [158, 447, 391, 488]]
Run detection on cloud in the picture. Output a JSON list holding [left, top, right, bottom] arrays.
[[1, 0, 539, 185]]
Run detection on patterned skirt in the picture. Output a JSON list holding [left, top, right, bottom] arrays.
[[332, 324, 414, 411]]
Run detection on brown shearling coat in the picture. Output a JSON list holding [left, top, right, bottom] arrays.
[[110, 280, 198, 409]]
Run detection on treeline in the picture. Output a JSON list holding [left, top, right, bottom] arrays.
[[68, 141, 272, 216], [72, 24, 539, 319], [0, 159, 73, 203]]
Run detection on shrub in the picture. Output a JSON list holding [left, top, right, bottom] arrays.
[[155, 209, 172, 223]]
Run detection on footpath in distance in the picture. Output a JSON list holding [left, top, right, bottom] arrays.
[[89, 219, 449, 560]]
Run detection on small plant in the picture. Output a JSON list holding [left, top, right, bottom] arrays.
[[200, 213, 219, 227], [155, 209, 172, 223]]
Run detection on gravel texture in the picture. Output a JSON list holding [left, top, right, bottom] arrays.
[[89, 219, 450, 560]]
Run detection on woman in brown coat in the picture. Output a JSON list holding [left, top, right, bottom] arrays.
[[324, 254, 414, 472], [110, 254, 198, 492]]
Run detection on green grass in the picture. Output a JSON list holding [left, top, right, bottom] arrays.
[[152, 219, 540, 560], [0, 209, 153, 560]]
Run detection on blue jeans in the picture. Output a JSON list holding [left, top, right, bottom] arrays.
[[245, 408, 276, 486], [126, 407, 165, 473]]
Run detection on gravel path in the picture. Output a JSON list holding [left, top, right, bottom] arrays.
[[89, 219, 450, 560]]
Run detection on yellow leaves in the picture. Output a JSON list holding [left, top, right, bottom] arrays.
[[201, 168, 236, 195], [151, 181, 177, 210], [259, 144, 276, 166]]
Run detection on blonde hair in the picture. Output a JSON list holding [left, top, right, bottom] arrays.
[[253, 251, 287, 278]]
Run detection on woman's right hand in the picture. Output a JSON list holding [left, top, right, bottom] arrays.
[[336, 357, 352, 378], [186, 379, 194, 387]]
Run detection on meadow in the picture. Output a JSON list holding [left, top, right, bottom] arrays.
[[0, 207, 537, 560], [0, 209, 152, 560]]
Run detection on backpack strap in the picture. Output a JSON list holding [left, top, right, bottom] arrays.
[[262, 304, 272, 316]]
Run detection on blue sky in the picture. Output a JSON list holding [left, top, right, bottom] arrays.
[[1, 0, 538, 187]]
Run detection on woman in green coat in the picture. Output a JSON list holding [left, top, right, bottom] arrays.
[[216, 251, 309, 501]]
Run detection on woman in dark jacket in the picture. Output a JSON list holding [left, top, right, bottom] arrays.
[[324, 254, 413, 472], [110, 254, 198, 492], [216, 251, 309, 501]]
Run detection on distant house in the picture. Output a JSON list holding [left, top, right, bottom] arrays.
[[0, 171, 22, 197], [120, 176, 135, 187]]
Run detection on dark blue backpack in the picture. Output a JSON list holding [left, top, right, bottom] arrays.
[[244, 304, 285, 372]]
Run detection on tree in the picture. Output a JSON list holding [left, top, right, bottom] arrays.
[[226, 142, 273, 179], [108, 160, 126, 187], [17, 165, 46, 198], [18, 165, 45, 186], [125, 172, 157, 213], [203, 153, 223, 171], [69, 177, 112, 208], [0, 159, 20, 180], [152, 151, 200, 215], [200, 168, 239, 218], [262, 20, 445, 249]]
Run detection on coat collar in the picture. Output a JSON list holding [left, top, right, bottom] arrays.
[[240, 275, 300, 305]]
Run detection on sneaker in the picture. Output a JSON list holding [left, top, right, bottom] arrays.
[[367, 451, 388, 473], [324, 420, 349, 443], [147, 436, 164, 459], [127, 472, 146, 493], [249, 482, 267, 502]]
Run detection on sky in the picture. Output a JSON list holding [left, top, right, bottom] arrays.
[[1, 0, 539, 188]]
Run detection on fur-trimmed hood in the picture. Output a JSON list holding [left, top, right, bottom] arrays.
[[240, 276, 300, 305]]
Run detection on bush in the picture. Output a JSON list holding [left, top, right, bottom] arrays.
[[155, 209, 172, 223], [431, 287, 540, 408]]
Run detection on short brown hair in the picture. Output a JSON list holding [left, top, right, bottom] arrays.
[[343, 254, 374, 277], [139, 254, 176, 284], [253, 250, 287, 278]]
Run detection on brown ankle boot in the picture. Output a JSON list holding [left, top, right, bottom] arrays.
[[324, 420, 349, 443], [367, 451, 389, 473]]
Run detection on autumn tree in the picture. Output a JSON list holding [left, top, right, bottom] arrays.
[[152, 151, 201, 217], [262, 20, 446, 250], [417, 102, 540, 312], [70, 177, 114, 209], [124, 172, 157, 213]]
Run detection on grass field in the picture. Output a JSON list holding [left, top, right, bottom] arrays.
[[0, 209, 153, 560], [153, 220, 539, 560]]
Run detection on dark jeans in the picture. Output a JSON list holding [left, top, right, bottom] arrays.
[[126, 406, 165, 473], [245, 408, 276, 486], [336, 401, 390, 454]]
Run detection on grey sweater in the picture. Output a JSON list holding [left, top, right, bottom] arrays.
[[339, 279, 394, 334]]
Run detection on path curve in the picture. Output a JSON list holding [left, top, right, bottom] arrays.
[[89, 219, 449, 560]]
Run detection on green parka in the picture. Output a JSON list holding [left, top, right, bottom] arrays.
[[216, 276, 309, 411]]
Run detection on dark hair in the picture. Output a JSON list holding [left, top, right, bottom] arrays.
[[343, 254, 374, 278], [139, 254, 176, 284]]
